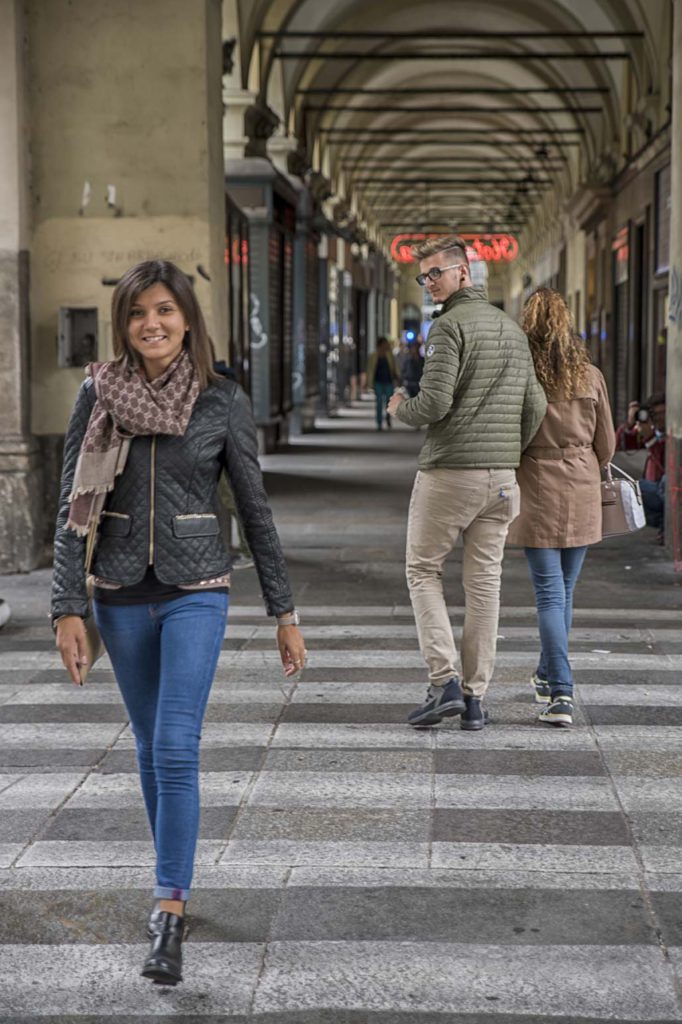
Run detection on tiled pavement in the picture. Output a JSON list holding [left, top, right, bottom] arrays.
[[1, 402, 682, 1022]]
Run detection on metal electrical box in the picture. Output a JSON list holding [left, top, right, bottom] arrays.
[[57, 307, 98, 368]]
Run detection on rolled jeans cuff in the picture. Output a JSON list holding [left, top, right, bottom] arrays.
[[154, 885, 191, 902]]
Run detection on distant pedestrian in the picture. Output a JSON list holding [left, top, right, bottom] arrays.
[[400, 342, 424, 398], [508, 287, 615, 728], [388, 235, 546, 730], [616, 393, 666, 542], [51, 259, 305, 986], [366, 337, 399, 430]]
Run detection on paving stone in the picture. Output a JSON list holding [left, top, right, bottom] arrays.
[[67, 770, 252, 808], [2, 809, 60, 842], [628, 812, 682, 846], [432, 809, 631, 846], [431, 843, 639, 873], [0, 942, 263, 1015], [434, 749, 606, 777], [246, 769, 431, 808], [269, 886, 656, 945], [16, 839, 224, 867], [263, 749, 433, 773], [251, 941, 680, 1018], [230, 807, 431, 842], [0, 887, 282, 944], [40, 805, 238, 841], [434, 775, 618, 812], [221, 840, 430, 867], [585, 705, 682, 725], [0, 703, 128, 723], [0, 748, 104, 769], [99, 745, 266, 774]]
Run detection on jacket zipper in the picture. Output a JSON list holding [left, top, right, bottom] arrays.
[[149, 436, 156, 564], [175, 513, 216, 520]]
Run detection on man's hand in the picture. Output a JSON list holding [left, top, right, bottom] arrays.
[[626, 401, 640, 427], [277, 625, 307, 677], [387, 390, 405, 417], [55, 615, 88, 685]]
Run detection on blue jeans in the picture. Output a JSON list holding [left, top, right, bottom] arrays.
[[374, 382, 394, 427], [94, 591, 228, 900], [524, 546, 588, 698], [640, 477, 665, 531]]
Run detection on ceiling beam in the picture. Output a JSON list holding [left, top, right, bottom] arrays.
[[277, 50, 630, 61], [260, 30, 643, 40], [305, 104, 602, 115], [299, 86, 610, 94], [320, 126, 584, 135]]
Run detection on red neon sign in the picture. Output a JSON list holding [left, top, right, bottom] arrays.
[[390, 233, 519, 264], [224, 238, 249, 266]]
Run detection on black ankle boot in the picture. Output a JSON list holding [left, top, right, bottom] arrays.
[[147, 900, 161, 939], [141, 911, 184, 985]]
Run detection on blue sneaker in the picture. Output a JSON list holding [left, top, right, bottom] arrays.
[[407, 677, 466, 727], [538, 696, 573, 728], [531, 672, 551, 704]]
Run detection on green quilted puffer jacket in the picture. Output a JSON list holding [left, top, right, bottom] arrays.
[[396, 287, 547, 469]]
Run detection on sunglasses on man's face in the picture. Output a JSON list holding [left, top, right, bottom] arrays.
[[415, 263, 465, 287]]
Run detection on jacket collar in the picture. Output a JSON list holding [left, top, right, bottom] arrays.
[[433, 286, 488, 318]]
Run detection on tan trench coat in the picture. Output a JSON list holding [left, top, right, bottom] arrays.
[[508, 364, 616, 548]]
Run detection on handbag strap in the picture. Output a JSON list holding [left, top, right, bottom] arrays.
[[84, 518, 99, 575], [605, 461, 638, 485]]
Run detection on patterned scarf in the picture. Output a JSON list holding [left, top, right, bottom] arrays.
[[67, 350, 200, 535]]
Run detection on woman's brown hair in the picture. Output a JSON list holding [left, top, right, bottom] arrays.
[[521, 287, 591, 398], [111, 260, 219, 390]]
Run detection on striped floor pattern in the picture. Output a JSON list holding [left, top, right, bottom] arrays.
[[2, 599, 682, 1022]]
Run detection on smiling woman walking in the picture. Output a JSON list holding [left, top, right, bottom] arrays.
[[51, 260, 305, 986]]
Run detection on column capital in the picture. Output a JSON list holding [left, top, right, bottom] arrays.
[[244, 100, 280, 159]]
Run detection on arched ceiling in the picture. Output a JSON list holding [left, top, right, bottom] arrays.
[[237, 0, 666, 245]]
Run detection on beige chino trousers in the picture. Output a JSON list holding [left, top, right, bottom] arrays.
[[406, 468, 520, 697]]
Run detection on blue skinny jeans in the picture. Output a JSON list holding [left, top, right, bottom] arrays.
[[523, 546, 588, 699], [94, 591, 228, 900]]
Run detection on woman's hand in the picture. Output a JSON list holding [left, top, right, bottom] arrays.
[[55, 615, 89, 685], [276, 625, 307, 677]]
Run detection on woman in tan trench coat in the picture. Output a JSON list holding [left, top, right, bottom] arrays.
[[508, 288, 615, 728]]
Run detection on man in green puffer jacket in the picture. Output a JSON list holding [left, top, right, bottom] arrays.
[[388, 235, 546, 732]]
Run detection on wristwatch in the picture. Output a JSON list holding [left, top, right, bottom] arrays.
[[276, 610, 300, 627]]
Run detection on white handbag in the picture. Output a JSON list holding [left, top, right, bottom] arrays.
[[601, 463, 646, 538]]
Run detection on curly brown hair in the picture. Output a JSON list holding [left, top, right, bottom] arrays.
[[521, 287, 591, 398]]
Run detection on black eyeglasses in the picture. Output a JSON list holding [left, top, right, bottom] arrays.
[[415, 263, 464, 287]]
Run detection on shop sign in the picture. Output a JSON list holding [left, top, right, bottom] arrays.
[[611, 226, 629, 286], [224, 237, 249, 266], [390, 232, 519, 264]]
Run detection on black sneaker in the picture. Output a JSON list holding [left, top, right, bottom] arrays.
[[407, 676, 466, 727], [538, 696, 573, 728], [460, 695, 489, 731]]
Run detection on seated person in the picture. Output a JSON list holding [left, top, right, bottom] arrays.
[[616, 392, 666, 540]]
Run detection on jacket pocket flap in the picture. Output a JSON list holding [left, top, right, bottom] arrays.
[[172, 514, 219, 538], [100, 512, 132, 538]]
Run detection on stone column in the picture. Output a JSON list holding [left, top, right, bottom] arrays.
[[0, 0, 43, 572], [667, 0, 682, 569]]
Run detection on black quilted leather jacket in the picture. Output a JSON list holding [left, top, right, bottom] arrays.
[[51, 375, 294, 622]]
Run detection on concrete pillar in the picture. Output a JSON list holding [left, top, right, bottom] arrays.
[[667, 0, 682, 569], [0, 0, 43, 571], [27, 0, 227, 436]]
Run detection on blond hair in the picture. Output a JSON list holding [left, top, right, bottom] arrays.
[[411, 234, 469, 264], [521, 287, 591, 398]]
